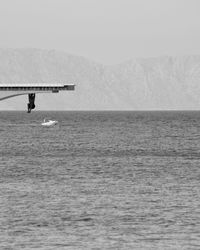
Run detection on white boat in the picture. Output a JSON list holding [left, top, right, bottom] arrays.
[[41, 119, 58, 126]]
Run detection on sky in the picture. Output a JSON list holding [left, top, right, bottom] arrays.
[[0, 0, 200, 64]]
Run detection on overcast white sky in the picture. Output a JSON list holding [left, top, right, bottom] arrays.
[[0, 0, 199, 64]]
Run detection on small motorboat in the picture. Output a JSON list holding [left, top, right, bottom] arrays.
[[41, 119, 58, 127]]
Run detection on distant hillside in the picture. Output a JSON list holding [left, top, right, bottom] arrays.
[[0, 48, 200, 110]]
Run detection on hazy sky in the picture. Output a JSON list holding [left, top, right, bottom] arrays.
[[0, 0, 200, 64]]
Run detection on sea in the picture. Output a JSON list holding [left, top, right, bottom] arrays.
[[0, 111, 200, 250]]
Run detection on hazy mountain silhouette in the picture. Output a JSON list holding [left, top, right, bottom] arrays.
[[0, 48, 200, 110]]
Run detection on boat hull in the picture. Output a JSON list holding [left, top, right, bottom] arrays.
[[41, 120, 58, 126]]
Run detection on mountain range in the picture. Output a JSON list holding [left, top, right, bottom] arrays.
[[0, 48, 200, 110]]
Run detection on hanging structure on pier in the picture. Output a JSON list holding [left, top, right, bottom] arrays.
[[0, 83, 75, 113]]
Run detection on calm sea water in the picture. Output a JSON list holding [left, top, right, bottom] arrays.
[[0, 111, 200, 250]]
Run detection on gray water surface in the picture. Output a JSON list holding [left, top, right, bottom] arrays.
[[0, 111, 200, 249]]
